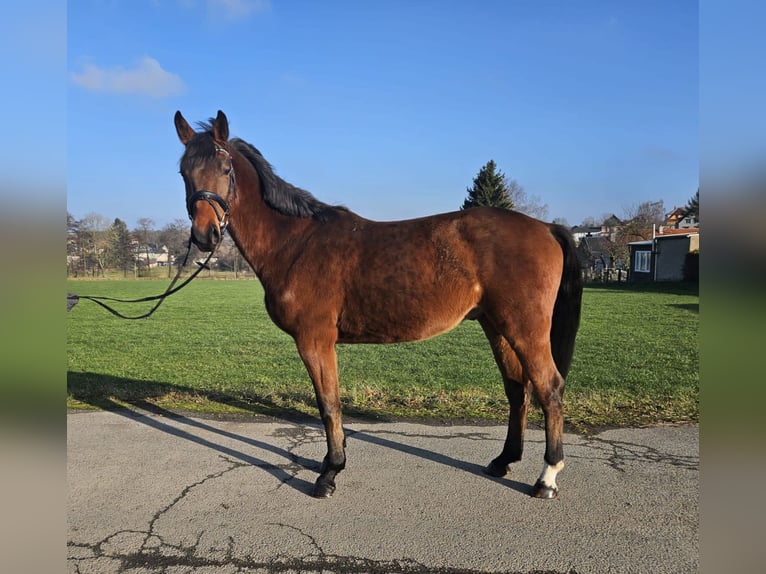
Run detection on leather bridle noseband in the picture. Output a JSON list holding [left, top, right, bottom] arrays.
[[187, 190, 230, 221]]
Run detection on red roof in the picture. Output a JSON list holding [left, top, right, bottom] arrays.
[[657, 228, 699, 236]]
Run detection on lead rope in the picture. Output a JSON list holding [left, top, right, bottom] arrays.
[[67, 229, 225, 320]]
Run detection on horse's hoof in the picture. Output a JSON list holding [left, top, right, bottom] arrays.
[[484, 459, 510, 478], [312, 480, 336, 498], [532, 480, 559, 499]]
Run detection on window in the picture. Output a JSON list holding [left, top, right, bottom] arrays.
[[634, 251, 651, 273]]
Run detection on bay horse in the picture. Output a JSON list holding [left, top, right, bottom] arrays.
[[174, 110, 582, 499]]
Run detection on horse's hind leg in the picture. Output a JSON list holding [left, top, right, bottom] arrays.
[[482, 310, 566, 498], [479, 317, 530, 478], [523, 348, 566, 499], [296, 335, 346, 498]]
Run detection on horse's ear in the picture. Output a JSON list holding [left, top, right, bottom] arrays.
[[174, 111, 195, 145], [213, 110, 229, 142]]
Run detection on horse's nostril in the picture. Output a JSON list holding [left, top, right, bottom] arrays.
[[209, 225, 221, 246]]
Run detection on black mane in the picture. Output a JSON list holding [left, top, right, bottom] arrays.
[[230, 138, 346, 221], [182, 119, 345, 221]]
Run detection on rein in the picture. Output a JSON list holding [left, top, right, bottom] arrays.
[[68, 190, 231, 320]]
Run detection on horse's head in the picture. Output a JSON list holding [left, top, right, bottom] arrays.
[[174, 110, 235, 252]]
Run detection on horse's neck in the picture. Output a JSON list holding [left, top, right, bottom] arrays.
[[226, 167, 309, 279]]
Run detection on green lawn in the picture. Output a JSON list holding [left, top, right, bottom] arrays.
[[67, 279, 698, 431]]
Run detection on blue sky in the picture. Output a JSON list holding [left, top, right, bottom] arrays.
[[66, 0, 698, 229]]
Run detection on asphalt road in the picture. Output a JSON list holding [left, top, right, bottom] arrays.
[[67, 409, 698, 574]]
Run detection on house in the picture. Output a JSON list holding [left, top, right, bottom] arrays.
[[571, 214, 622, 243], [154, 246, 175, 267], [628, 230, 699, 282], [134, 244, 174, 268], [600, 214, 622, 242], [570, 225, 603, 243], [664, 207, 698, 230]]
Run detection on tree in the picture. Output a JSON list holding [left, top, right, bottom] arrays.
[[79, 212, 111, 276], [620, 200, 665, 242], [461, 160, 513, 210], [504, 176, 549, 220], [67, 212, 81, 276], [106, 218, 134, 275], [580, 216, 601, 228], [158, 219, 190, 277], [606, 200, 666, 268], [214, 235, 244, 276], [685, 189, 699, 220]]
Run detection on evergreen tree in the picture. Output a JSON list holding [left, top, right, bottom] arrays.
[[107, 218, 134, 273], [461, 160, 514, 210], [685, 188, 699, 219]]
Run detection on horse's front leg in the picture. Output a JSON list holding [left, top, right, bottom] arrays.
[[296, 336, 346, 498]]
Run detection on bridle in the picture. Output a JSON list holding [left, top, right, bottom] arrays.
[[186, 146, 235, 236], [67, 146, 237, 320], [187, 190, 230, 224]]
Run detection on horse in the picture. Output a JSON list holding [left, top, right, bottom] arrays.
[[173, 110, 583, 499]]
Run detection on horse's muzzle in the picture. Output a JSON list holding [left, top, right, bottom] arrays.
[[191, 222, 221, 252]]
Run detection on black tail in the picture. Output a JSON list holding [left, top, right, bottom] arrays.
[[549, 224, 583, 379]]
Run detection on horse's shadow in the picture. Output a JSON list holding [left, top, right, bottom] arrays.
[[68, 371, 530, 497], [348, 429, 531, 495], [100, 399, 320, 496]]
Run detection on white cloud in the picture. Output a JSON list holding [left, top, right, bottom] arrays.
[[69, 57, 185, 98]]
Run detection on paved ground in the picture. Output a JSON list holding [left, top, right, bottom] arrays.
[[67, 409, 698, 574]]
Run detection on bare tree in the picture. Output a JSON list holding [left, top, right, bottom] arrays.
[[503, 176, 549, 220], [579, 216, 601, 228], [79, 213, 112, 276], [620, 200, 665, 242], [606, 200, 666, 267], [158, 219, 190, 277], [212, 235, 236, 273], [67, 212, 81, 276]]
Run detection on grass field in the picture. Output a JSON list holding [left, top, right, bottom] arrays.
[[67, 278, 698, 431]]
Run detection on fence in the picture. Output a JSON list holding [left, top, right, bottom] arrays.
[[582, 267, 628, 284]]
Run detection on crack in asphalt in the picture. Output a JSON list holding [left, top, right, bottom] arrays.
[[581, 434, 698, 473], [68, 455, 248, 572], [261, 522, 583, 574], [269, 423, 327, 489], [68, 421, 579, 573], [142, 455, 250, 553], [68, 417, 322, 573], [68, 414, 692, 573], [348, 426, 697, 474], [347, 427, 494, 442], [71, 534, 582, 574]]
